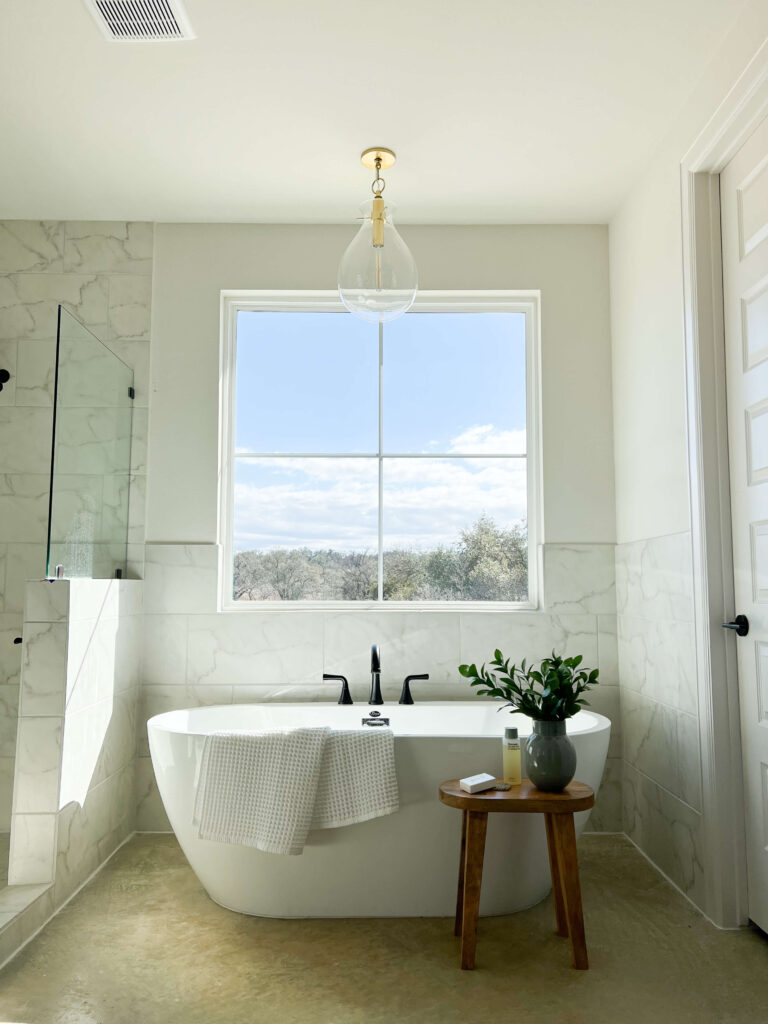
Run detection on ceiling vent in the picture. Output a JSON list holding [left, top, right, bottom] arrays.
[[83, 0, 195, 41]]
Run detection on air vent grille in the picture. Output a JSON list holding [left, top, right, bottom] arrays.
[[84, 0, 195, 41]]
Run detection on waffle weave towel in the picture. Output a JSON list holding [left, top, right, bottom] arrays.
[[192, 727, 398, 855]]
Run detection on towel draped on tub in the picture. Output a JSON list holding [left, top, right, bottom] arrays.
[[192, 727, 399, 855]]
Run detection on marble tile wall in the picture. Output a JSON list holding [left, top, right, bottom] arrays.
[[615, 531, 705, 906], [0, 221, 152, 828], [136, 541, 623, 832], [8, 579, 142, 914]]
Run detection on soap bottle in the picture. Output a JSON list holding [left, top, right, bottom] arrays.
[[502, 727, 522, 786]]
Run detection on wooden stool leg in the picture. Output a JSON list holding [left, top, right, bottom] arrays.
[[460, 810, 488, 970], [454, 810, 468, 937], [552, 813, 589, 970], [544, 813, 568, 938]]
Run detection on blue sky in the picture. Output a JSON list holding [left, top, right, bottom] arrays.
[[234, 311, 527, 552]]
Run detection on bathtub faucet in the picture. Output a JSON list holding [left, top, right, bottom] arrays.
[[370, 644, 383, 705]]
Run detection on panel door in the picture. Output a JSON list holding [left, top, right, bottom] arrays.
[[721, 113, 768, 932]]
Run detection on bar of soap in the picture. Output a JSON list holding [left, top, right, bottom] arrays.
[[459, 773, 498, 794]]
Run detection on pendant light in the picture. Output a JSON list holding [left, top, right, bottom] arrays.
[[337, 148, 418, 323]]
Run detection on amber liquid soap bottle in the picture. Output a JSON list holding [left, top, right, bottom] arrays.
[[502, 726, 522, 786]]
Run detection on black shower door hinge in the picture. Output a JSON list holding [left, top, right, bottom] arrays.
[[128, 386, 135, 399]]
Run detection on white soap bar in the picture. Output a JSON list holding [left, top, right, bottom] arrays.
[[459, 773, 498, 794]]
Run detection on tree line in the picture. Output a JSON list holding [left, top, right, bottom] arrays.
[[233, 514, 527, 602]]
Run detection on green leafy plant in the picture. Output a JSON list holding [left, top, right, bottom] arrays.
[[458, 650, 599, 721]]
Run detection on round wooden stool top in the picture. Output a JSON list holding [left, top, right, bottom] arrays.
[[439, 778, 595, 814]]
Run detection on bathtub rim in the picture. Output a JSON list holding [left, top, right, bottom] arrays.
[[147, 701, 610, 741]]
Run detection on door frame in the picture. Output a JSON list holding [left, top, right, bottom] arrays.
[[682, 38, 768, 928]]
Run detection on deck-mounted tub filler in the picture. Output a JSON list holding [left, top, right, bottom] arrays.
[[148, 703, 610, 918]]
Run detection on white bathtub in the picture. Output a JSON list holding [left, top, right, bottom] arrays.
[[148, 702, 610, 918]]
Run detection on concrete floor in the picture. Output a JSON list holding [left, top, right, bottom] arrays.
[[0, 834, 767, 1023]]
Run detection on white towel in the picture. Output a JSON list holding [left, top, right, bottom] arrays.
[[193, 727, 399, 855]]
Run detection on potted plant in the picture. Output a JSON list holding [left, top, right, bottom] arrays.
[[458, 651, 600, 791]]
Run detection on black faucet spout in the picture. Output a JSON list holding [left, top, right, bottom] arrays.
[[369, 644, 383, 705]]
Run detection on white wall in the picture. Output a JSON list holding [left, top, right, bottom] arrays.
[[609, 1, 768, 910], [136, 223, 622, 832], [148, 224, 615, 545]]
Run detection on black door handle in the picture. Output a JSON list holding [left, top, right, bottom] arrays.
[[722, 614, 749, 637]]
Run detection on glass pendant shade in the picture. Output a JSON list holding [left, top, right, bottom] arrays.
[[338, 200, 418, 323]]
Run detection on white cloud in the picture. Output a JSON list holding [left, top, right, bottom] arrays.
[[233, 426, 527, 552]]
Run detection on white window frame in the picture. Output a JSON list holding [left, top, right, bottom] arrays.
[[218, 289, 542, 612]]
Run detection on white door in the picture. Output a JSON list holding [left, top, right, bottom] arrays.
[[721, 113, 768, 932]]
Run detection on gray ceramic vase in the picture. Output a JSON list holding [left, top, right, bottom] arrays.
[[524, 720, 577, 792]]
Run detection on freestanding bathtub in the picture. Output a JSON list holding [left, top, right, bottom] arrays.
[[148, 702, 610, 918]]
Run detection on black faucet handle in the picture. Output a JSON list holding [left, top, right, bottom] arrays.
[[323, 673, 353, 705], [371, 644, 381, 673], [399, 673, 429, 705]]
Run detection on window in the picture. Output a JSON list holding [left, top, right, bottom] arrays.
[[220, 291, 540, 608]]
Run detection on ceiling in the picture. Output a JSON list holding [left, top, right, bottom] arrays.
[[0, 0, 751, 223]]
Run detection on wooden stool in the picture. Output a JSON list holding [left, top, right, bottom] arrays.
[[439, 778, 595, 971]]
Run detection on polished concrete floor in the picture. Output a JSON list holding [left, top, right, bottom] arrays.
[[1, 833, 768, 1023]]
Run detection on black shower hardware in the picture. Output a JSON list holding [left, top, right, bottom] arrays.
[[13, 637, 22, 645], [323, 673, 353, 705], [369, 644, 383, 705], [0, 369, 10, 392], [399, 673, 429, 705]]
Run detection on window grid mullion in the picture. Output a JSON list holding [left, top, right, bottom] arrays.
[[378, 321, 384, 602]]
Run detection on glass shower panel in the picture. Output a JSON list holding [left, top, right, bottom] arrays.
[[46, 307, 134, 579]]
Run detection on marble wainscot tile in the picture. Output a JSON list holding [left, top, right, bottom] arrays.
[[323, 612, 461, 694], [59, 700, 115, 806], [13, 717, 62, 813], [63, 222, 153, 276], [24, 579, 70, 623], [459, 613, 598, 672], [20, 621, 67, 716], [8, 813, 57, 884], [0, 273, 108, 342], [0, 339, 16, 405], [0, 683, 19, 757], [0, 543, 7, 609], [618, 615, 697, 715], [107, 275, 151, 340], [585, 756, 622, 832], [615, 532, 694, 622], [623, 762, 705, 906], [4, 543, 47, 614], [68, 577, 121, 621], [621, 689, 679, 798], [130, 408, 148, 475], [0, 755, 14, 829], [0, 408, 53, 475], [584, 684, 621, 756], [126, 474, 146, 545], [53, 408, 132, 476], [137, 684, 228, 757], [597, 613, 619, 683], [15, 339, 56, 406], [144, 544, 219, 615], [543, 544, 616, 614], [0, 220, 65, 273], [104, 340, 149, 406], [0, 612, 24, 685], [135, 756, 171, 831], [186, 611, 323, 688], [0, 475, 50, 544], [141, 615, 188, 686], [677, 710, 703, 812]]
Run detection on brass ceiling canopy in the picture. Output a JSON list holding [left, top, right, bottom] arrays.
[[360, 147, 396, 171]]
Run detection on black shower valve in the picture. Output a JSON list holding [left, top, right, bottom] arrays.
[[0, 369, 10, 392]]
